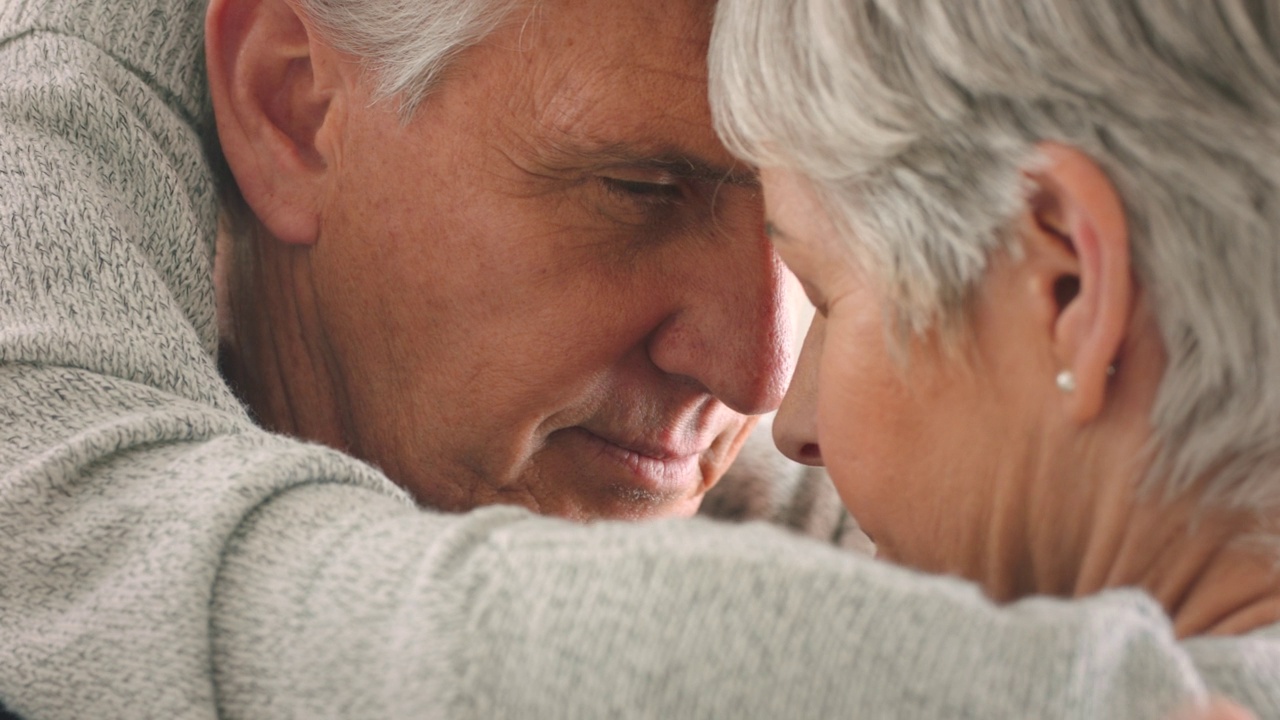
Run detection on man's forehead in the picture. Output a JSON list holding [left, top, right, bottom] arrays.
[[513, 0, 715, 50], [427, 0, 744, 187], [459, 0, 741, 181], [513, 2, 713, 122]]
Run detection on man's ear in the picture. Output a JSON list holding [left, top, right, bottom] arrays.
[[206, 0, 346, 245], [1019, 142, 1133, 423]]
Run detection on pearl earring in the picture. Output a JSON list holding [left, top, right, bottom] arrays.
[[1056, 370, 1077, 393]]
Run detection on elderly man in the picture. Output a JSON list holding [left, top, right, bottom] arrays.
[[206, 0, 801, 521], [2, 0, 855, 713]]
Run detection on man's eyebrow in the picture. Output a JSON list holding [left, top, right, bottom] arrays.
[[622, 154, 760, 188], [548, 141, 760, 188]]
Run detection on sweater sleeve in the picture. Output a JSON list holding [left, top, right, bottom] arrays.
[[0, 0, 237, 412], [0, 0, 213, 133], [212, 482, 1220, 720]]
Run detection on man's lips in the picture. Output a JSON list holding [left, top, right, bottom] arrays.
[[569, 427, 710, 496], [588, 430, 701, 461]]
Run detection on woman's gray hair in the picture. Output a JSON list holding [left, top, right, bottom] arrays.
[[710, 0, 1280, 510], [293, 0, 521, 115]]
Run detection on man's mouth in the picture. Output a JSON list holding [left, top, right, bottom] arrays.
[[569, 427, 709, 496]]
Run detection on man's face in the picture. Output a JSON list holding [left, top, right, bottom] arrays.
[[299, 0, 794, 519]]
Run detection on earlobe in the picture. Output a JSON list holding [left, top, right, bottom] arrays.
[[1022, 142, 1133, 424], [206, 0, 344, 245]]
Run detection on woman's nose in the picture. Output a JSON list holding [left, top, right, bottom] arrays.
[[773, 314, 823, 466]]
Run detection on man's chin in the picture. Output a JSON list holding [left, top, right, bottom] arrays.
[[593, 488, 705, 521], [519, 484, 706, 523]]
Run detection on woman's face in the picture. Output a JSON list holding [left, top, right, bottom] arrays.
[[762, 168, 1058, 589]]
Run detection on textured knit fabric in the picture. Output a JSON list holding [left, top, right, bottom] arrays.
[[2, 1, 1279, 718]]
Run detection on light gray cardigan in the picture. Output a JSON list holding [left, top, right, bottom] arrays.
[[1, 0, 1278, 718]]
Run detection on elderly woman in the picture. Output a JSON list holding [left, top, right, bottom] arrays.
[[710, 0, 1280, 714]]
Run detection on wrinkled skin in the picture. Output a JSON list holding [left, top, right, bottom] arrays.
[[213, 0, 795, 520]]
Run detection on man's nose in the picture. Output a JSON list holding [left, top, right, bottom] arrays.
[[646, 237, 795, 416], [773, 314, 823, 466]]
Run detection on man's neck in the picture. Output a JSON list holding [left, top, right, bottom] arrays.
[[215, 219, 352, 451]]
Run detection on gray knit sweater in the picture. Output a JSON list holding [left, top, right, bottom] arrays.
[[1, 1, 1278, 718]]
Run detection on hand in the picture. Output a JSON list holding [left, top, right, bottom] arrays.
[[1176, 698, 1256, 720]]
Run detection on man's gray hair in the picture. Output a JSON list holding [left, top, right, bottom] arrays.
[[216, 0, 519, 227], [710, 0, 1280, 510], [294, 0, 521, 115]]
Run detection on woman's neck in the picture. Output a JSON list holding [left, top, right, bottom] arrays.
[[1074, 491, 1280, 638]]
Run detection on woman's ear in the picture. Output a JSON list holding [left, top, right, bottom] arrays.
[[1020, 142, 1133, 424], [205, 0, 347, 245]]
